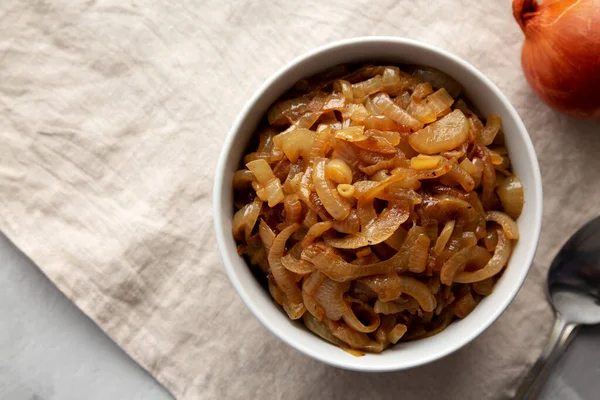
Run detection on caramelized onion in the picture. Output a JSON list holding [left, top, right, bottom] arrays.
[[232, 169, 255, 189], [283, 195, 302, 226], [232, 197, 262, 241], [411, 154, 441, 170], [335, 126, 368, 142], [324, 318, 370, 349], [373, 299, 405, 315], [309, 127, 331, 161], [352, 75, 383, 101], [331, 209, 361, 234], [302, 313, 344, 346], [384, 227, 407, 251], [445, 161, 475, 192], [478, 114, 501, 146], [388, 323, 408, 344], [408, 234, 430, 273], [334, 79, 354, 102], [374, 315, 395, 345], [353, 135, 397, 155], [258, 219, 276, 254], [360, 156, 406, 176], [434, 220, 455, 255], [371, 92, 424, 131], [302, 221, 333, 247], [484, 228, 498, 252], [315, 278, 350, 320], [325, 202, 409, 249], [268, 224, 305, 319], [302, 242, 403, 282], [411, 82, 434, 102], [281, 254, 315, 275], [479, 146, 497, 210], [440, 246, 492, 285], [343, 298, 381, 333], [372, 130, 401, 146], [454, 291, 477, 318], [398, 276, 437, 312], [325, 158, 353, 184], [234, 63, 521, 354], [302, 271, 327, 320], [337, 184, 355, 199], [267, 95, 311, 126], [410, 66, 463, 98], [277, 128, 315, 162], [426, 88, 455, 117], [247, 159, 285, 206], [454, 230, 512, 283], [408, 109, 469, 155], [268, 277, 287, 306], [364, 115, 409, 132], [496, 175, 524, 219], [472, 278, 495, 296], [485, 211, 519, 240], [381, 66, 402, 94], [359, 273, 402, 302], [313, 158, 351, 220]]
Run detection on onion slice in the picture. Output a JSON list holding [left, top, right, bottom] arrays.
[[323, 318, 370, 349], [408, 109, 469, 155], [281, 254, 316, 275], [434, 220, 455, 255], [409, 66, 463, 98], [388, 323, 408, 344], [302, 221, 333, 247], [397, 276, 437, 312], [314, 278, 350, 320], [232, 197, 262, 241], [454, 230, 512, 283], [373, 299, 413, 314], [302, 271, 327, 320], [342, 298, 381, 333], [232, 169, 255, 189], [485, 211, 519, 240], [371, 92, 424, 131], [313, 157, 351, 220], [302, 313, 345, 346], [454, 292, 477, 318], [324, 202, 409, 249], [478, 114, 501, 146], [246, 159, 285, 207], [358, 273, 403, 302], [440, 246, 492, 285], [258, 219, 275, 254], [332, 209, 361, 234], [268, 223, 305, 319], [301, 242, 407, 282], [496, 175, 524, 219], [408, 234, 431, 273]]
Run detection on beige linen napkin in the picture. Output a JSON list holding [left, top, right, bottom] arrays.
[[1, 0, 599, 399]]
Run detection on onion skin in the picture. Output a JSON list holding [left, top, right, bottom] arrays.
[[513, 0, 600, 119]]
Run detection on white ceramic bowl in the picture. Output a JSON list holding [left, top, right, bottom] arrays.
[[214, 37, 542, 371]]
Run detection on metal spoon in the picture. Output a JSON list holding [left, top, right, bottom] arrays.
[[515, 216, 600, 399]]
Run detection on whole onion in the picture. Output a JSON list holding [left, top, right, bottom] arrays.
[[513, 0, 600, 119]]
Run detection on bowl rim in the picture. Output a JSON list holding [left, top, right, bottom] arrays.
[[213, 36, 543, 371]]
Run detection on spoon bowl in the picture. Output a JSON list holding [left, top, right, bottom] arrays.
[[548, 216, 600, 325], [516, 216, 600, 399]]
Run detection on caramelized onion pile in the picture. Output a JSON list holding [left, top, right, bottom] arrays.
[[233, 64, 524, 355]]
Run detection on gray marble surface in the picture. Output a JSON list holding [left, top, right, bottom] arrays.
[[0, 232, 597, 400]]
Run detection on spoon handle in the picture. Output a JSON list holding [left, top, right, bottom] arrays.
[[514, 317, 579, 400]]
